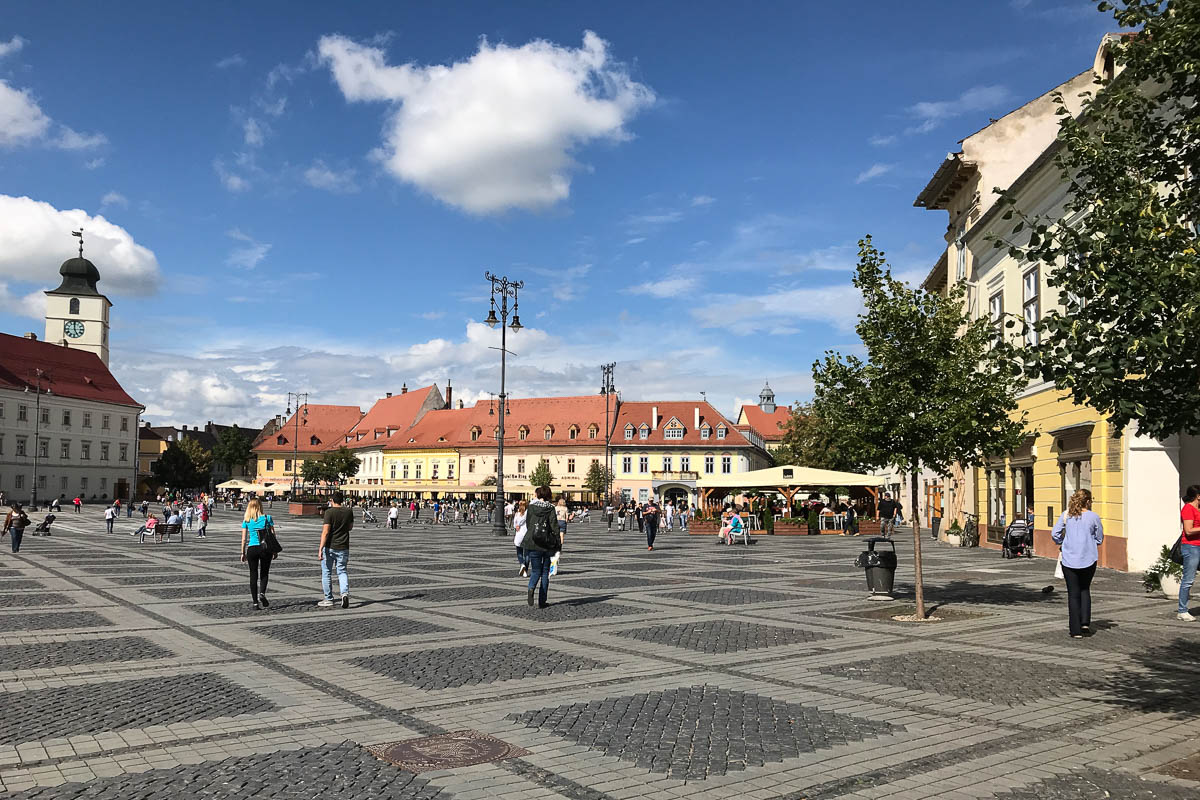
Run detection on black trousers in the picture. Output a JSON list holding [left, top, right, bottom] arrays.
[[1062, 562, 1096, 636], [645, 519, 659, 547], [637, 516, 644, 532], [246, 544, 273, 602]]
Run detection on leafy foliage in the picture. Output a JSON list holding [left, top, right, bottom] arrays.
[[996, 0, 1200, 439], [583, 460, 615, 498], [774, 402, 864, 471], [210, 426, 252, 473], [812, 237, 1028, 616], [529, 458, 554, 489], [151, 441, 208, 490], [300, 447, 361, 490]]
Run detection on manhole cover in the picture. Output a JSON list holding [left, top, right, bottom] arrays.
[[368, 730, 528, 772]]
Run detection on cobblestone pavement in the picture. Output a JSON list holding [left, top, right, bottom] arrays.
[[1, 508, 1197, 799]]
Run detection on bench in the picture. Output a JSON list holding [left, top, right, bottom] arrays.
[[140, 522, 183, 544]]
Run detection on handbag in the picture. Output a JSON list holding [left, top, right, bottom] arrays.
[[1170, 535, 1184, 565], [260, 517, 283, 555]]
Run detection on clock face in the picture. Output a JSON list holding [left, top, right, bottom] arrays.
[[64, 320, 86, 339]]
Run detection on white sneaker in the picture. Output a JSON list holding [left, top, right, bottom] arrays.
[[317, 599, 335, 608], [1178, 612, 1196, 622]]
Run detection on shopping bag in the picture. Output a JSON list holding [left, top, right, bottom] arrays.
[[549, 552, 560, 577], [1054, 557, 1064, 580]]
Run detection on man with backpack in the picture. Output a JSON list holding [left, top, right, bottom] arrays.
[[523, 486, 560, 609]]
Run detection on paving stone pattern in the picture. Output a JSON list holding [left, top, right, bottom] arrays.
[[509, 685, 900, 779], [5, 743, 446, 800], [0, 636, 173, 670], [351, 641, 609, 689], [0, 672, 277, 743], [819, 649, 1097, 705], [612, 620, 837, 654], [3, 507, 1191, 800]]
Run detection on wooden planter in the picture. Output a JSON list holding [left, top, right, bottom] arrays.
[[857, 520, 881, 537], [289, 502, 324, 517], [689, 520, 720, 535], [773, 520, 809, 536]]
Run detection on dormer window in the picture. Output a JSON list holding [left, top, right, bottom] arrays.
[[518, 426, 529, 441], [494, 426, 500, 440], [700, 426, 710, 440], [716, 425, 726, 440], [624, 423, 634, 440], [544, 425, 554, 440], [310, 435, 320, 446], [664, 427, 684, 440], [639, 424, 649, 440], [568, 425, 578, 440], [470, 426, 480, 442], [588, 424, 599, 439], [276, 435, 286, 445]]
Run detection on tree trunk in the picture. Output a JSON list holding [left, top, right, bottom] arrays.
[[910, 469, 926, 619]]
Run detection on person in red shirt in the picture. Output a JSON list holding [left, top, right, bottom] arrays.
[[1178, 485, 1200, 621]]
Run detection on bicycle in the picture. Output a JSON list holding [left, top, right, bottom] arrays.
[[961, 513, 981, 548]]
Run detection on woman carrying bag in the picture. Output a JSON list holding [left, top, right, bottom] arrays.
[[240, 498, 280, 610], [1051, 489, 1104, 639]]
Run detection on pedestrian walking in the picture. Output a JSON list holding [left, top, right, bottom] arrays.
[[388, 502, 399, 530], [240, 498, 276, 610], [605, 501, 614, 530], [104, 504, 116, 534], [523, 486, 559, 608], [679, 504, 689, 533], [140, 500, 149, 518], [878, 493, 899, 539], [1051, 489, 1104, 639], [514, 499, 529, 577], [3, 503, 30, 553], [1177, 484, 1200, 622], [644, 498, 661, 550], [73, 496, 82, 514], [635, 503, 644, 533], [184, 504, 194, 530], [555, 496, 572, 548], [197, 503, 209, 538], [317, 491, 353, 609]]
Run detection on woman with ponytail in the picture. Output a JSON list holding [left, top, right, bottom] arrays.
[[1051, 489, 1104, 639], [1176, 485, 1200, 622]]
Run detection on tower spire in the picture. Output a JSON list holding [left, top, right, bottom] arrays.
[[71, 229, 84, 258]]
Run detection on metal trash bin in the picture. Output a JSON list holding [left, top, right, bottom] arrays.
[[854, 537, 897, 600]]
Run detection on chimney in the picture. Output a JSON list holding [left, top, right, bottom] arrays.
[[457, 399, 464, 409], [445, 380, 453, 410], [386, 392, 392, 399], [401, 383, 408, 394], [694, 407, 700, 430], [23, 332, 37, 340], [651, 405, 657, 430]]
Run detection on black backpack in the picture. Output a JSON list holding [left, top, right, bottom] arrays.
[[527, 505, 559, 551]]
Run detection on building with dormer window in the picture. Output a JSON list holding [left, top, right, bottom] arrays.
[[737, 381, 791, 452]]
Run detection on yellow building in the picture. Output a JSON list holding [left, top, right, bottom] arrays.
[[252, 403, 364, 495]]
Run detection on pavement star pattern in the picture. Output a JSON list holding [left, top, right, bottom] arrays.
[[0, 507, 1196, 799]]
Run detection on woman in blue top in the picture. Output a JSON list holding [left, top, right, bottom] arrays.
[[1051, 489, 1104, 639], [240, 498, 276, 610]]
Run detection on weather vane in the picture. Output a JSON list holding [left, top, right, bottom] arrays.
[[71, 229, 84, 258]]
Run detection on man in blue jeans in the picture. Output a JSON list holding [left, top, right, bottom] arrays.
[[523, 486, 559, 609], [317, 491, 354, 609]]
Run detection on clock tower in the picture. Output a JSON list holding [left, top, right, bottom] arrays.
[[44, 240, 112, 366]]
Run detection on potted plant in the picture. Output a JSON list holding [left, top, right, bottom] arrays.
[[1143, 544, 1184, 598], [806, 507, 820, 535], [945, 519, 963, 547]]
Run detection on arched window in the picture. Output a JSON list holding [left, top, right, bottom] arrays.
[[69, 298, 80, 315], [470, 426, 480, 442], [518, 426, 529, 441], [544, 425, 554, 440], [588, 424, 599, 439]]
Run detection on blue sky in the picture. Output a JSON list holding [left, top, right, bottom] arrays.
[[0, 1, 1114, 427]]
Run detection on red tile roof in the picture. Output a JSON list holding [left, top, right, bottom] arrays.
[[253, 403, 364, 454], [610, 401, 754, 447], [387, 395, 612, 450], [385, 407, 476, 449], [343, 385, 441, 449], [738, 404, 791, 442], [0, 333, 141, 408]]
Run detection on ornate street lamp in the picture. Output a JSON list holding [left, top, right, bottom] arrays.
[[27, 369, 52, 509], [600, 363, 615, 504], [285, 392, 308, 498], [485, 271, 523, 536]]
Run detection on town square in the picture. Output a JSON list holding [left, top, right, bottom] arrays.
[[2, 2, 1200, 798]]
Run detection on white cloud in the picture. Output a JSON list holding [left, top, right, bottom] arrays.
[[539, 264, 591, 302], [100, 191, 128, 209], [0, 194, 161, 294], [855, 163, 894, 184], [868, 134, 896, 146], [0, 80, 50, 146], [54, 126, 107, 150], [243, 118, 265, 147], [0, 281, 46, 319], [419, 311, 445, 320], [317, 30, 654, 214], [908, 84, 1013, 134], [214, 158, 251, 192], [84, 157, 105, 170], [303, 160, 360, 194], [625, 236, 646, 245], [216, 54, 246, 69], [690, 194, 716, 206], [0, 35, 24, 59], [226, 229, 271, 269], [628, 275, 698, 298], [627, 210, 683, 226]]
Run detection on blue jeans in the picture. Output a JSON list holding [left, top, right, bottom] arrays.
[[526, 550, 551, 606], [1179, 544, 1200, 614], [515, 545, 527, 567], [322, 548, 350, 599], [9, 527, 23, 552]]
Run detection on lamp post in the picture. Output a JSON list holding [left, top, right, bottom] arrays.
[[600, 363, 615, 504], [285, 392, 308, 499], [28, 369, 51, 509], [484, 271, 523, 537]]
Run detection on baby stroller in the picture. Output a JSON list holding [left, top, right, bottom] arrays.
[[362, 507, 382, 527], [32, 513, 55, 536], [1002, 516, 1034, 558]]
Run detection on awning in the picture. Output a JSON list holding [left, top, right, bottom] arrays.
[[697, 465, 887, 490], [216, 479, 259, 490]]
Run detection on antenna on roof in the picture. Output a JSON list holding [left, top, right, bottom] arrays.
[[71, 229, 84, 259], [700, 391, 707, 402]]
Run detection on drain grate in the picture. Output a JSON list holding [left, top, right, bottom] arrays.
[[368, 730, 528, 772]]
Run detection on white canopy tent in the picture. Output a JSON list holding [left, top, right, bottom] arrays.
[[697, 465, 886, 514], [215, 479, 258, 491]]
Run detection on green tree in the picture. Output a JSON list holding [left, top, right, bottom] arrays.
[[528, 458, 554, 489], [300, 458, 333, 490], [211, 426, 252, 475], [151, 442, 206, 490], [773, 402, 863, 471], [812, 238, 1028, 618], [323, 447, 361, 485], [177, 436, 213, 487], [583, 460, 615, 499], [996, 0, 1200, 440]]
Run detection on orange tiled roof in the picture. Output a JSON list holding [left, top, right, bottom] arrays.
[[253, 403, 364, 454], [343, 386, 440, 449], [386, 395, 611, 450], [738, 404, 791, 442], [610, 401, 754, 447]]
